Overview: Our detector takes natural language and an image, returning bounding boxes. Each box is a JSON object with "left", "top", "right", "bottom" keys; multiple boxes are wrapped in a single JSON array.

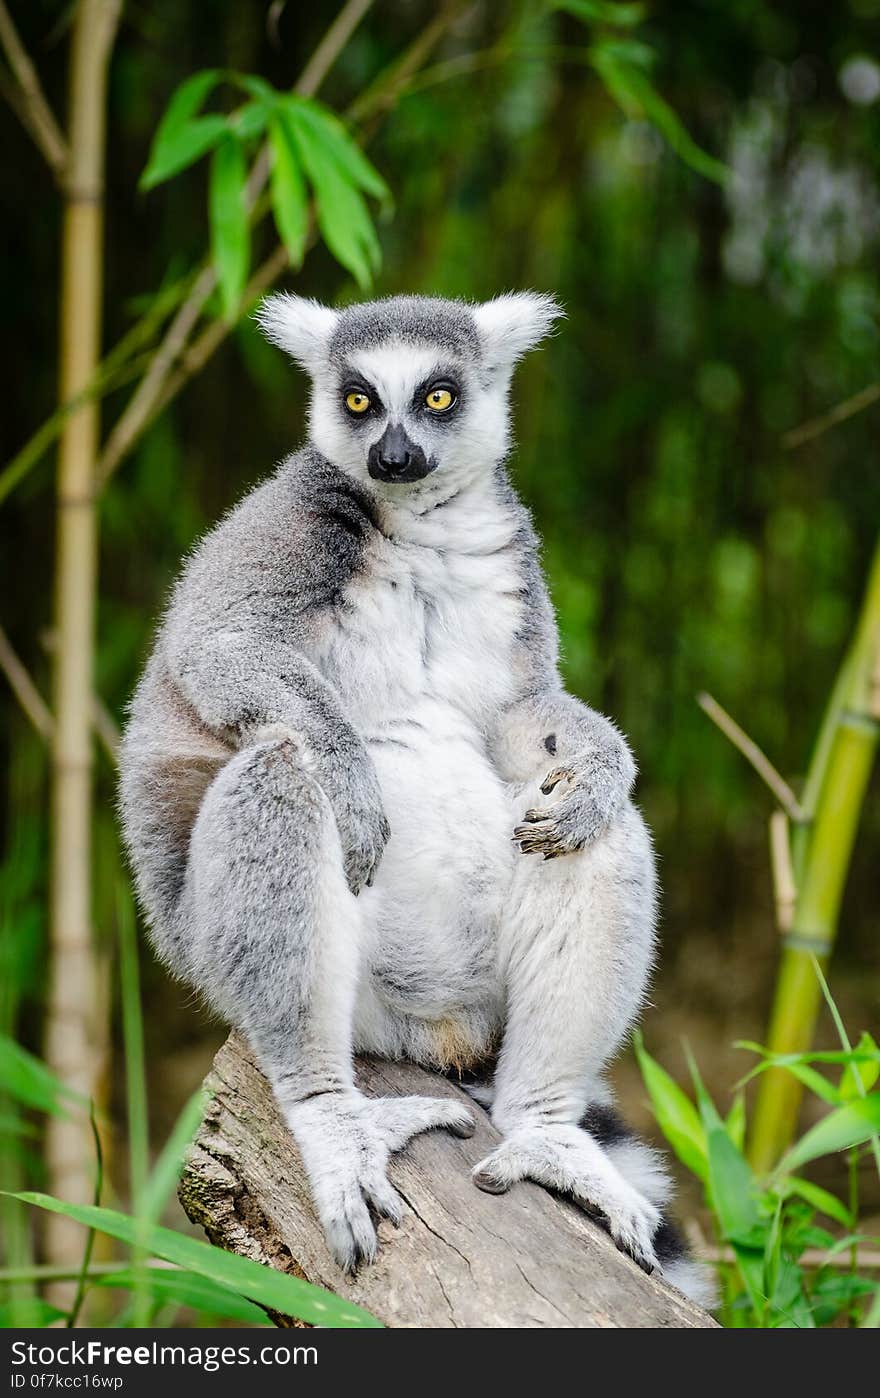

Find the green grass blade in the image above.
[
  {"left": 4, "top": 1193, "right": 381, "bottom": 1328},
  {"left": 633, "top": 1032, "right": 708, "bottom": 1182},
  {"left": 66, "top": 1105, "right": 103, "bottom": 1329},
  {"left": 777, "top": 1096, "right": 880, "bottom": 1176},
  {"left": 139, "top": 1086, "right": 210, "bottom": 1225},
  {"left": 0, "top": 1034, "right": 82, "bottom": 1117},
  {"left": 725, "top": 1093, "right": 747, "bottom": 1151},
  {"left": 117, "top": 888, "right": 149, "bottom": 1212},
  {"left": 781, "top": 1176, "right": 853, "bottom": 1228},
  {"left": 0, "top": 1299, "right": 67, "bottom": 1328},
  {"left": 94, "top": 1267, "right": 270, "bottom": 1326}
]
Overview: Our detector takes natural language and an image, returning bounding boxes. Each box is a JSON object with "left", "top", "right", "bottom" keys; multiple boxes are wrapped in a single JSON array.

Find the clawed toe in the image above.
[
  {"left": 541, "top": 765, "right": 574, "bottom": 795},
  {"left": 512, "top": 821, "right": 566, "bottom": 858},
  {"left": 444, "top": 1104, "right": 476, "bottom": 1138},
  {"left": 364, "top": 1174, "right": 404, "bottom": 1227},
  {"left": 325, "top": 1203, "right": 378, "bottom": 1273},
  {"left": 472, "top": 1168, "right": 510, "bottom": 1194}
]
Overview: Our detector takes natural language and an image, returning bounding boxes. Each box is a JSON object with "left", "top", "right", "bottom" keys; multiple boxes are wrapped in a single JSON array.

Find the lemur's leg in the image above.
[
  {"left": 181, "top": 728, "right": 473, "bottom": 1270},
  {"left": 473, "top": 796, "right": 663, "bottom": 1271}
]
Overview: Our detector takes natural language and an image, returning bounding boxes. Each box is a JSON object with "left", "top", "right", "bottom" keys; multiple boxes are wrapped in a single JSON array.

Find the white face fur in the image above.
[{"left": 257, "top": 293, "right": 563, "bottom": 504}]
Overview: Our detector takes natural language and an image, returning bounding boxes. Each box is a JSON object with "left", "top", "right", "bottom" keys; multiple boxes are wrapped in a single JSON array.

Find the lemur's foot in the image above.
[
  {"left": 287, "top": 1091, "right": 474, "bottom": 1271},
  {"left": 472, "top": 1122, "right": 659, "bottom": 1273}
]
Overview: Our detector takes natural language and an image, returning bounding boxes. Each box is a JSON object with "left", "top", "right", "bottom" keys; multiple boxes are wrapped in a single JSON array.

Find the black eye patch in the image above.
[
  {"left": 414, "top": 372, "right": 462, "bottom": 419},
  {"left": 341, "top": 378, "right": 382, "bottom": 420}
]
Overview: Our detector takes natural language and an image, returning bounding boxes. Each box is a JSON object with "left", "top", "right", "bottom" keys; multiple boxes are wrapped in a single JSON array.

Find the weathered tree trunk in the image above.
[{"left": 180, "top": 1035, "right": 717, "bottom": 1329}]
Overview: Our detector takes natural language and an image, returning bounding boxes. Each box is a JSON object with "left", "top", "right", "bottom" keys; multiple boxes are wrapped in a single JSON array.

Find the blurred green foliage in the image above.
[{"left": 1, "top": 0, "right": 879, "bottom": 1174}]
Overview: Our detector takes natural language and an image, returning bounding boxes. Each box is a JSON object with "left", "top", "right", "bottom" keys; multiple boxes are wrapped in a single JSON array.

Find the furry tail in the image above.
[{"left": 581, "top": 1103, "right": 718, "bottom": 1310}]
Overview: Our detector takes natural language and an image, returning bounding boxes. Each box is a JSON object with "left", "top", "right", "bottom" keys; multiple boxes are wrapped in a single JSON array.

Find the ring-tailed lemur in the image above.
[{"left": 120, "top": 292, "right": 713, "bottom": 1307}]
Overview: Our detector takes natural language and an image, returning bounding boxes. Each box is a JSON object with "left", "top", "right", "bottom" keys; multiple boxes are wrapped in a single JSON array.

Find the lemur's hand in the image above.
[
  {"left": 287, "top": 1091, "right": 474, "bottom": 1271},
  {"left": 513, "top": 729, "right": 635, "bottom": 858},
  {"left": 332, "top": 762, "right": 391, "bottom": 894}
]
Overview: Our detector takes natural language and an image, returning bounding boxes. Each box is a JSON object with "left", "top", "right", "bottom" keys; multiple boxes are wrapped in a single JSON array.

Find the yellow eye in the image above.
[
  {"left": 345, "top": 390, "right": 371, "bottom": 414},
  {"left": 425, "top": 387, "right": 455, "bottom": 412}
]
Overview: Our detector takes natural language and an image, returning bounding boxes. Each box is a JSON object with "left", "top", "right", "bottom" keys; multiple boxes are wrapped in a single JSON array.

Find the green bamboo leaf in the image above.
[
  {"left": 778, "top": 1096, "right": 880, "bottom": 1175},
  {"left": 781, "top": 1176, "right": 853, "bottom": 1228},
  {"left": 707, "top": 1125, "right": 761, "bottom": 1243},
  {"left": 141, "top": 69, "right": 226, "bottom": 189},
  {"left": 815, "top": 1231, "right": 879, "bottom": 1264},
  {"left": 684, "top": 1041, "right": 723, "bottom": 1128},
  {"left": 141, "top": 116, "right": 230, "bottom": 191},
  {"left": 4, "top": 1193, "right": 381, "bottom": 1329},
  {"left": 234, "top": 102, "right": 272, "bottom": 142},
  {"left": 290, "top": 98, "right": 391, "bottom": 202},
  {"left": 754, "top": 1061, "right": 841, "bottom": 1107},
  {"left": 209, "top": 138, "right": 250, "bottom": 321},
  {"left": 156, "top": 69, "right": 223, "bottom": 130},
  {"left": 684, "top": 1044, "right": 763, "bottom": 1252},
  {"left": 731, "top": 1241, "right": 767, "bottom": 1318},
  {"left": 767, "top": 1258, "right": 815, "bottom": 1329},
  {"left": 233, "top": 74, "right": 279, "bottom": 105},
  {"left": 0, "top": 1111, "right": 38, "bottom": 1138},
  {"left": 0, "top": 1299, "right": 68, "bottom": 1328},
  {"left": 285, "top": 110, "right": 379, "bottom": 289},
  {"left": 633, "top": 1032, "right": 708, "bottom": 1182},
  {"left": 95, "top": 1267, "right": 270, "bottom": 1325},
  {"left": 763, "top": 1198, "right": 784, "bottom": 1316},
  {"left": 553, "top": 2, "right": 646, "bottom": 30},
  {"left": 840, "top": 1033, "right": 880, "bottom": 1102},
  {"left": 864, "top": 1287, "right": 880, "bottom": 1328},
  {"left": 810, "top": 1271, "right": 876, "bottom": 1328},
  {"left": 725, "top": 1092, "right": 746, "bottom": 1151},
  {"left": 736, "top": 1044, "right": 880, "bottom": 1068},
  {"left": 590, "top": 43, "right": 729, "bottom": 185},
  {"left": 0, "top": 1034, "right": 82, "bottom": 1117},
  {"left": 269, "top": 117, "right": 309, "bottom": 267}
]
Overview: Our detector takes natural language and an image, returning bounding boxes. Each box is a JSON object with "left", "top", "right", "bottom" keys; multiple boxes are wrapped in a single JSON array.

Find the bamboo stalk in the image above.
[
  {"left": 697, "top": 691, "right": 807, "bottom": 822},
  {"left": 0, "top": 621, "right": 120, "bottom": 766},
  {"left": 0, "top": 624, "right": 54, "bottom": 741},
  {"left": 44, "top": 0, "right": 121, "bottom": 1284},
  {"left": 749, "top": 542, "right": 880, "bottom": 1171},
  {"left": 768, "top": 810, "right": 797, "bottom": 933},
  {"left": 0, "top": 1, "right": 69, "bottom": 179},
  {"left": 783, "top": 382, "right": 880, "bottom": 450}
]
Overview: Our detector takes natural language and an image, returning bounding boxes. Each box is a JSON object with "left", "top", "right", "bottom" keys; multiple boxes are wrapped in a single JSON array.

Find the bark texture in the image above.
[{"left": 179, "top": 1034, "right": 717, "bottom": 1329}]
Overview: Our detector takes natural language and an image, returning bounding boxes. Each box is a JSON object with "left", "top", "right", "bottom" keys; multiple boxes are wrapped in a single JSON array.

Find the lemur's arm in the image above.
[
  {"left": 167, "top": 630, "right": 388, "bottom": 893},
  {"left": 488, "top": 551, "right": 636, "bottom": 853},
  {"left": 161, "top": 461, "right": 389, "bottom": 892}
]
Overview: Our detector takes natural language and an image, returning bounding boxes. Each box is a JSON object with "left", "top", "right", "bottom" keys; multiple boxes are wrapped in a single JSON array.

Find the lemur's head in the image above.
[{"left": 256, "top": 292, "right": 562, "bottom": 498}]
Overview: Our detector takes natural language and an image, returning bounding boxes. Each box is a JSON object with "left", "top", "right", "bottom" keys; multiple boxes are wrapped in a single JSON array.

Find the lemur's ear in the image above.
[
  {"left": 473, "top": 292, "right": 564, "bottom": 373},
  {"left": 255, "top": 294, "right": 339, "bottom": 371}
]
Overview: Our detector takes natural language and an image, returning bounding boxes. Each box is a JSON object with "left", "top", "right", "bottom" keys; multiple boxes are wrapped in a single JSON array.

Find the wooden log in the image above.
[{"left": 179, "top": 1033, "right": 717, "bottom": 1329}]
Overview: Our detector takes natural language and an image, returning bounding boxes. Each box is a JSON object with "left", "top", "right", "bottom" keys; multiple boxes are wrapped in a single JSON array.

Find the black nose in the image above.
[{"left": 368, "top": 423, "right": 434, "bottom": 483}]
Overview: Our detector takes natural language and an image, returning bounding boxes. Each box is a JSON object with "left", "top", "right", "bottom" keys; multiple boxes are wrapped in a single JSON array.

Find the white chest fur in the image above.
[{"left": 314, "top": 484, "right": 525, "bottom": 734}]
